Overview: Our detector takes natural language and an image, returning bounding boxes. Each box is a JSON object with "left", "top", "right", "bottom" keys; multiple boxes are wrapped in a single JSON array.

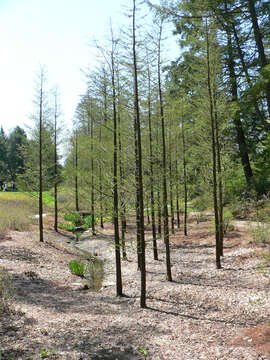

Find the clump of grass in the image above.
[
  {"left": 249, "top": 221, "right": 270, "bottom": 245},
  {"left": 68, "top": 260, "right": 86, "bottom": 277},
  {"left": 0, "top": 268, "right": 14, "bottom": 314},
  {"left": 0, "top": 196, "right": 36, "bottom": 233}
]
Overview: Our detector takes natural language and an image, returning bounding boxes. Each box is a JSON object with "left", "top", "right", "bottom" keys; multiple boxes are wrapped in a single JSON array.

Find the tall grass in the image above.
[{"left": 0, "top": 193, "right": 36, "bottom": 232}]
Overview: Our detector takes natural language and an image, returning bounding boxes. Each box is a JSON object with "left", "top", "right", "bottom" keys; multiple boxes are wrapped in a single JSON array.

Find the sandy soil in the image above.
[{"left": 0, "top": 216, "right": 269, "bottom": 360}]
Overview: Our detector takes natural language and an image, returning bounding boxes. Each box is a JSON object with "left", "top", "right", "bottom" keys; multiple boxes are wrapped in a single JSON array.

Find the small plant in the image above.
[
  {"left": 0, "top": 268, "right": 14, "bottom": 314},
  {"left": 39, "top": 349, "right": 56, "bottom": 358},
  {"left": 138, "top": 346, "right": 148, "bottom": 358},
  {"left": 40, "top": 349, "right": 48, "bottom": 358},
  {"left": 68, "top": 260, "right": 86, "bottom": 277},
  {"left": 223, "top": 209, "right": 234, "bottom": 234}
]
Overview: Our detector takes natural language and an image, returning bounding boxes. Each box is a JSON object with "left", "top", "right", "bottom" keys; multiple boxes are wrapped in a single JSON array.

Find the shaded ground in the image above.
[{"left": 0, "top": 216, "right": 269, "bottom": 359}]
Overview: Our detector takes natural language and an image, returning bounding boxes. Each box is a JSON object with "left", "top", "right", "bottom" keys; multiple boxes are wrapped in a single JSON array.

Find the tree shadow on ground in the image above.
[{"left": 145, "top": 305, "right": 261, "bottom": 327}]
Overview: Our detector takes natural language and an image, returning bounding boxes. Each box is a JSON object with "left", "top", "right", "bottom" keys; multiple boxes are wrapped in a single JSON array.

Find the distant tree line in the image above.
[{"left": 0, "top": 126, "right": 28, "bottom": 188}]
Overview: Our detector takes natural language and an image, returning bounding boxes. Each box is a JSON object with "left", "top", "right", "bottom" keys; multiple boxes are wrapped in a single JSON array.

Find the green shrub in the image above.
[
  {"left": 84, "top": 215, "right": 99, "bottom": 228},
  {"left": 68, "top": 260, "right": 85, "bottom": 277},
  {"left": 63, "top": 212, "right": 83, "bottom": 226},
  {"left": 58, "top": 223, "right": 75, "bottom": 232}
]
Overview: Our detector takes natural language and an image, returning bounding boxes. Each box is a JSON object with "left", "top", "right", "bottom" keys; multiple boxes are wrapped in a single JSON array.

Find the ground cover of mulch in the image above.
[{"left": 0, "top": 217, "right": 269, "bottom": 360}]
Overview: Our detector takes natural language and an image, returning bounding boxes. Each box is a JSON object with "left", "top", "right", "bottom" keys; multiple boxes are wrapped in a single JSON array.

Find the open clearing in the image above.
[{"left": 0, "top": 217, "right": 269, "bottom": 360}]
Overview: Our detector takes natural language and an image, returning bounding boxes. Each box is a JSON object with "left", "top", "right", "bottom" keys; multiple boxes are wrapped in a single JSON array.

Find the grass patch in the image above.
[
  {"left": 0, "top": 268, "right": 14, "bottom": 314},
  {"left": 68, "top": 260, "right": 86, "bottom": 277},
  {"left": 0, "top": 193, "right": 36, "bottom": 233}
]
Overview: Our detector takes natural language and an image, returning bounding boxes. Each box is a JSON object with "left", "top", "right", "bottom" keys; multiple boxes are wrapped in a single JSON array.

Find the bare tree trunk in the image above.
[
  {"left": 117, "top": 71, "right": 127, "bottom": 260},
  {"left": 213, "top": 85, "right": 224, "bottom": 257},
  {"left": 157, "top": 21, "right": 172, "bottom": 282},
  {"left": 90, "top": 106, "right": 96, "bottom": 236},
  {"left": 74, "top": 130, "right": 79, "bottom": 212},
  {"left": 181, "top": 117, "right": 188, "bottom": 237},
  {"left": 169, "top": 124, "right": 175, "bottom": 235},
  {"left": 175, "top": 141, "right": 180, "bottom": 229},
  {"left": 206, "top": 19, "right": 221, "bottom": 269},
  {"left": 133, "top": 0, "right": 146, "bottom": 307},
  {"left": 111, "top": 33, "right": 123, "bottom": 296},
  {"left": 146, "top": 61, "right": 158, "bottom": 259},
  {"left": 99, "top": 125, "right": 104, "bottom": 229},
  {"left": 146, "top": 197, "right": 150, "bottom": 225},
  {"left": 53, "top": 91, "right": 58, "bottom": 232},
  {"left": 39, "top": 71, "right": 44, "bottom": 243}
]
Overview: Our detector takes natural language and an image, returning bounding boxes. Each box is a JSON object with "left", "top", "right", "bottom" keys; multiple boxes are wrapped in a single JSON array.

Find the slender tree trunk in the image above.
[
  {"left": 175, "top": 142, "right": 180, "bottom": 229},
  {"left": 206, "top": 19, "right": 221, "bottom": 269},
  {"left": 133, "top": 0, "right": 146, "bottom": 307},
  {"left": 134, "top": 109, "right": 141, "bottom": 270},
  {"left": 157, "top": 187, "right": 162, "bottom": 236},
  {"left": 99, "top": 125, "right": 104, "bottom": 229},
  {"left": 181, "top": 117, "right": 188, "bottom": 237},
  {"left": 146, "top": 59, "right": 158, "bottom": 260},
  {"left": 117, "top": 71, "right": 127, "bottom": 260},
  {"left": 111, "top": 36, "right": 123, "bottom": 296},
  {"left": 146, "top": 197, "right": 150, "bottom": 225},
  {"left": 39, "top": 73, "right": 44, "bottom": 243},
  {"left": 90, "top": 107, "right": 96, "bottom": 236},
  {"left": 169, "top": 125, "right": 175, "bottom": 235},
  {"left": 54, "top": 92, "right": 58, "bottom": 232},
  {"left": 75, "top": 131, "right": 79, "bottom": 212},
  {"left": 213, "top": 84, "right": 224, "bottom": 257},
  {"left": 157, "top": 21, "right": 172, "bottom": 282}
]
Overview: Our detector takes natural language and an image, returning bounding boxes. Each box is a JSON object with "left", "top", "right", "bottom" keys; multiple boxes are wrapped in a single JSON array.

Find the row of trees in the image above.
[
  {"left": 64, "top": 0, "right": 270, "bottom": 306},
  {"left": 10, "top": 0, "right": 268, "bottom": 308}
]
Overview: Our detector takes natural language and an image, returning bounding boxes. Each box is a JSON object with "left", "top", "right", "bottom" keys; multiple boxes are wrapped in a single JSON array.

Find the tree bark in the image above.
[
  {"left": 181, "top": 117, "right": 188, "bottom": 237},
  {"left": 39, "top": 72, "right": 44, "bottom": 243},
  {"left": 54, "top": 92, "right": 58, "bottom": 232},
  {"left": 133, "top": 0, "right": 146, "bottom": 307},
  {"left": 206, "top": 19, "right": 221, "bottom": 269},
  {"left": 158, "top": 21, "right": 172, "bottom": 282},
  {"left": 111, "top": 36, "right": 123, "bottom": 297},
  {"left": 146, "top": 58, "right": 158, "bottom": 260}
]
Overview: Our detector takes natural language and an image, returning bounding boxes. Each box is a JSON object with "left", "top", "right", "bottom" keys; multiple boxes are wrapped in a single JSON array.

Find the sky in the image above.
[{"left": 0, "top": 0, "right": 179, "bottom": 135}]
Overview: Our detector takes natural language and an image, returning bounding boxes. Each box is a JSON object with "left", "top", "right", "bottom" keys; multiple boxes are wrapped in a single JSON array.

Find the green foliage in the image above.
[
  {"left": 58, "top": 223, "right": 75, "bottom": 232},
  {"left": 223, "top": 209, "right": 234, "bottom": 234},
  {"left": 138, "top": 346, "right": 148, "bottom": 357},
  {"left": 39, "top": 349, "right": 56, "bottom": 358},
  {"left": 84, "top": 215, "right": 99, "bottom": 228},
  {"left": 63, "top": 212, "right": 83, "bottom": 226},
  {"left": 0, "top": 268, "right": 14, "bottom": 314},
  {"left": 68, "top": 260, "right": 86, "bottom": 277}
]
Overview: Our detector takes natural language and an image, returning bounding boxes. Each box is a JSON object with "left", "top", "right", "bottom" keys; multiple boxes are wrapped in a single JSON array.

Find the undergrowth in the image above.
[
  {"left": 68, "top": 260, "right": 86, "bottom": 277},
  {"left": 0, "top": 268, "right": 14, "bottom": 314}
]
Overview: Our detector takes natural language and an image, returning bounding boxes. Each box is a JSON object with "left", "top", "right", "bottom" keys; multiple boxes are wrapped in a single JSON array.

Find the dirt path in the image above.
[{"left": 0, "top": 219, "right": 269, "bottom": 359}]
